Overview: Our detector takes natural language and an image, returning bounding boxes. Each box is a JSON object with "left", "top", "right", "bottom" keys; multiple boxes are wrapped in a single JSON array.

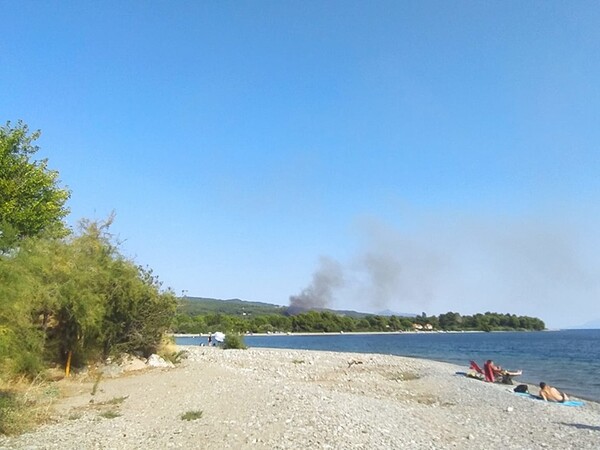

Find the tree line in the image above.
[
  {"left": 172, "top": 310, "right": 545, "bottom": 334},
  {"left": 0, "top": 121, "right": 176, "bottom": 380}
]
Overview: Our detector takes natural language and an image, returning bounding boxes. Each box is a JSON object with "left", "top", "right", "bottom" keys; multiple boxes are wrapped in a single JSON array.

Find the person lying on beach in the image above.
[{"left": 539, "top": 382, "right": 569, "bottom": 402}]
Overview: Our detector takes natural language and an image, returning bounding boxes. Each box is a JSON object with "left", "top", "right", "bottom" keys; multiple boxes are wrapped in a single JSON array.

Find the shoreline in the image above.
[
  {"left": 175, "top": 330, "right": 597, "bottom": 403},
  {"left": 1, "top": 346, "right": 599, "bottom": 449},
  {"left": 172, "top": 330, "right": 486, "bottom": 338},
  {"left": 179, "top": 337, "right": 600, "bottom": 404}
]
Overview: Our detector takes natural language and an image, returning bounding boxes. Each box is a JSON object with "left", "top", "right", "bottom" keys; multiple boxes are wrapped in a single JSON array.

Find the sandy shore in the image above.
[{"left": 1, "top": 346, "right": 599, "bottom": 449}]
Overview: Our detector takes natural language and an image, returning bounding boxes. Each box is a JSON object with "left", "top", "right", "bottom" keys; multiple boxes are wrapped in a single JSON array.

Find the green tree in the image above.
[
  {"left": 439, "top": 312, "right": 462, "bottom": 330},
  {"left": 0, "top": 217, "right": 176, "bottom": 377},
  {"left": 0, "top": 121, "right": 70, "bottom": 249}
]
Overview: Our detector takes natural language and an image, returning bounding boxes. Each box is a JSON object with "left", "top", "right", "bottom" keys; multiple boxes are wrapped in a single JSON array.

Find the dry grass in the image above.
[
  {"left": 96, "top": 395, "right": 128, "bottom": 406},
  {"left": 385, "top": 371, "right": 420, "bottom": 382},
  {"left": 67, "top": 393, "right": 129, "bottom": 422},
  {"left": 91, "top": 373, "right": 102, "bottom": 396},
  {"left": 0, "top": 377, "right": 59, "bottom": 435},
  {"left": 158, "top": 337, "right": 188, "bottom": 364},
  {"left": 99, "top": 410, "right": 121, "bottom": 419}
]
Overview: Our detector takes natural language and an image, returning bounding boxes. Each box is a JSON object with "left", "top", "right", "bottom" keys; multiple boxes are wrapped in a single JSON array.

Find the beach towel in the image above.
[
  {"left": 515, "top": 392, "right": 585, "bottom": 407},
  {"left": 465, "top": 370, "right": 484, "bottom": 380}
]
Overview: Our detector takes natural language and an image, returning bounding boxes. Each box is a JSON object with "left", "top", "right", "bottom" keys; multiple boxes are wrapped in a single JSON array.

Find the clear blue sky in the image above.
[{"left": 2, "top": 1, "right": 599, "bottom": 328}]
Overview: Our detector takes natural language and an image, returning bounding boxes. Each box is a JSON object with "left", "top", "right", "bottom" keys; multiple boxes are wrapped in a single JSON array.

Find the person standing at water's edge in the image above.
[{"left": 539, "top": 382, "right": 569, "bottom": 402}]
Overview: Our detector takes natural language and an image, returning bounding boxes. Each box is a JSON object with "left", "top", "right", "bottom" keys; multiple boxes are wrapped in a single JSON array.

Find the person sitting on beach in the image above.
[
  {"left": 483, "top": 360, "right": 503, "bottom": 382},
  {"left": 483, "top": 360, "right": 521, "bottom": 384},
  {"left": 539, "top": 382, "right": 569, "bottom": 402}
]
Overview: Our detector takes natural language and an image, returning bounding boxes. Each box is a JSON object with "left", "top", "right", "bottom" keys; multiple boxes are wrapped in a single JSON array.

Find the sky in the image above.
[{"left": 1, "top": 1, "right": 599, "bottom": 329}]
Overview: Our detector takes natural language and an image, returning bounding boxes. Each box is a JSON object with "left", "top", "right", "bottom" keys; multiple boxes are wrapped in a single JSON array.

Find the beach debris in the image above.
[{"left": 348, "top": 359, "right": 364, "bottom": 368}]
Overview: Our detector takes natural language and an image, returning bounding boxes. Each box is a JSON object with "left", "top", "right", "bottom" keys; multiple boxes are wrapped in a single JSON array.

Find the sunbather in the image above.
[
  {"left": 483, "top": 360, "right": 521, "bottom": 384},
  {"left": 539, "top": 382, "right": 569, "bottom": 402},
  {"left": 483, "top": 360, "right": 503, "bottom": 382}
]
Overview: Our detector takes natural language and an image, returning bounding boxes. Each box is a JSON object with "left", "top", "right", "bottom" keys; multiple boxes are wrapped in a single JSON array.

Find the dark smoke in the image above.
[
  {"left": 289, "top": 256, "right": 344, "bottom": 310},
  {"left": 287, "top": 212, "right": 600, "bottom": 328}
]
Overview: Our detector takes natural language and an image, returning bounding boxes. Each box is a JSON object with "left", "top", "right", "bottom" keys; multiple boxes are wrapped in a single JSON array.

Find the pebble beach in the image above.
[{"left": 1, "top": 346, "right": 599, "bottom": 449}]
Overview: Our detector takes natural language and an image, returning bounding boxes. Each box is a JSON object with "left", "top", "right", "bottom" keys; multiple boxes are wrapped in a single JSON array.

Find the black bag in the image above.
[{"left": 514, "top": 384, "right": 528, "bottom": 393}]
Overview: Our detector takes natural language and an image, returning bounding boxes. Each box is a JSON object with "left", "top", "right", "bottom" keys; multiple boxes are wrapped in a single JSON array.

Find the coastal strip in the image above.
[
  {"left": 172, "top": 330, "right": 483, "bottom": 338},
  {"left": 1, "top": 346, "right": 598, "bottom": 449}
]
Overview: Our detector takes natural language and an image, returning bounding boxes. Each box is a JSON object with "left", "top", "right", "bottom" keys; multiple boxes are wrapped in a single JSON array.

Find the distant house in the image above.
[{"left": 412, "top": 323, "right": 434, "bottom": 331}]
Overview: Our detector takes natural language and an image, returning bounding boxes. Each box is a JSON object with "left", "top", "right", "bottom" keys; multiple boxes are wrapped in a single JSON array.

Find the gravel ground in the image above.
[{"left": 1, "top": 346, "right": 599, "bottom": 449}]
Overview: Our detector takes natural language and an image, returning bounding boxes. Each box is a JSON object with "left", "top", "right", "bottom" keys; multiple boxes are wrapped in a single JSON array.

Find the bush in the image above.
[
  {"left": 1, "top": 217, "right": 177, "bottom": 378},
  {"left": 222, "top": 333, "right": 247, "bottom": 350},
  {"left": 0, "top": 326, "right": 44, "bottom": 380},
  {"left": 180, "top": 410, "right": 203, "bottom": 421}
]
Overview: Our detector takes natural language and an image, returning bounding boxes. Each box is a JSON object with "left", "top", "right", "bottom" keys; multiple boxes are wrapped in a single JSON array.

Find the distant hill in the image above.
[
  {"left": 377, "top": 309, "right": 417, "bottom": 318},
  {"left": 178, "top": 297, "right": 286, "bottom": 316},
  {"left": 285, "top": 304, "right": 371, "bottom": 319},
  {"left": 568, "top": 318, "right": 600, "bottom": 329},
  {"left": 177, "top": 296, "right": 384, "bottom": 318}
]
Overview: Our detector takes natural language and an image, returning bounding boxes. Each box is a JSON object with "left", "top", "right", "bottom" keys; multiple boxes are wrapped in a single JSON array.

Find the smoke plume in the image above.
[
  {"left": 287, "top": 211, "right": 600, "bottom": 328},
  {"left": 289, "top": 256, "right": 344, "bottom": 309}
]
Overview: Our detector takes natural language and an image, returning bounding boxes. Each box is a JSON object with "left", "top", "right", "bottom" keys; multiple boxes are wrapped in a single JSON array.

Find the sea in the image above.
[{"left": 176, "top": 329, "right": 600, "bottom": 402}]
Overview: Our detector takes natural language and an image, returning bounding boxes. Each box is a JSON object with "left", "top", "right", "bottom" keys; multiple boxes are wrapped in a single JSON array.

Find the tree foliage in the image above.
[
  {"left": 0, "top": 120, "right": 176, "bottom": 384},
  {"left": 0, "top": 121, "right": 70, "bottom": 249},
  {"left": 172, "top": 309, "right": 545, "bottom": 335},
  {"left": 0, "top": 218, "right": 176, "bottom": 379},
  {"left": 178, "top": 297, "right": 286, "bottom": 316}
]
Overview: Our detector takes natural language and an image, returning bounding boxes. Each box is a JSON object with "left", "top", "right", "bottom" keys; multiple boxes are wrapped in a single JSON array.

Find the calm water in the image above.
[{"left": 177, "top": 329, "right": 600, "bottom": 402}]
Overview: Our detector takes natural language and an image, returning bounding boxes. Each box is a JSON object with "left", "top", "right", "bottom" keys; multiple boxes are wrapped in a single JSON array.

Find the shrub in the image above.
[
  {"left": 99, "top": 410, "right": 120, "bottom": 419},
  {"left": 160, "top": 350, "right": 188, "bottom": 365},
  {"left": 91, "top": 373, "right": 102, "bottom": 396},
  {"left": 181, "top": 410, "right": 203, "bottom": 421},
  {"left": 1, "top": 217, "right": 177, "bottom": 379},
  {"left": 222, "top": 333, "right": 247, "bottom": 350},
  {"left": 158, "top": 336, "right": 187, "bottom": 364},
  {"left": 102, "top": 396, "right": 127, "bottom": 405}
]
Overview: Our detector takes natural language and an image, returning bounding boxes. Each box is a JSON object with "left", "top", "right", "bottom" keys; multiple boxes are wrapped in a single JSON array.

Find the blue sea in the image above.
[{"left": 177, "top": 329, "right": 600, "bottom": 402}]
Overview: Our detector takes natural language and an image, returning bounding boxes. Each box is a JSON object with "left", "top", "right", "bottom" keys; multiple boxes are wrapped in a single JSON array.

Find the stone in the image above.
[{"left": 146, "top": 354, "right": 174, "bottom": 368}]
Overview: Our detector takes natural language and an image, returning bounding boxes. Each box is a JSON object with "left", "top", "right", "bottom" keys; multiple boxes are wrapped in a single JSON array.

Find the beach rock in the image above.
[
  {"left": 120, "top": 354, "right": 148, "bottom": 372},
  {"left": 146, "top": 354, "right": 174, "bottom": 368}
]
